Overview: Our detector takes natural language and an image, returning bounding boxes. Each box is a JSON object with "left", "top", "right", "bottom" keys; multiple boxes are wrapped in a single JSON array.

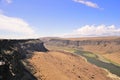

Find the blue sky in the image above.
[{"left": 0, "top": 0, "right": 120, "bottom": 39}]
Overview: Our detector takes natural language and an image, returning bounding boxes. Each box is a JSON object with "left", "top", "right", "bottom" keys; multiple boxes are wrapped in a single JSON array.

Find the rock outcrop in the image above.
[
  {"left": 0, "top": 39, "right": 48, "bottom": 80},
  {"left": 42, "top": 37, "right": 120, "bottom": 54},
  {"left": 41, "top": 37, "right": 120, "bottom": 64}
]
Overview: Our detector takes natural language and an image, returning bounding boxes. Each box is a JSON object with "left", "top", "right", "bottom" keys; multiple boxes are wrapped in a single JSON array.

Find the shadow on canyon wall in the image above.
[{"left": 0, "top": 39, "right": 48, "bottom": 80}]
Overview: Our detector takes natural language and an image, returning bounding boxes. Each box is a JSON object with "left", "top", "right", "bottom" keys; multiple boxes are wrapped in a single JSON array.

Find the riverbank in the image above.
[{"left": 75, "top": 50, "right": 120, "bottom": 77}]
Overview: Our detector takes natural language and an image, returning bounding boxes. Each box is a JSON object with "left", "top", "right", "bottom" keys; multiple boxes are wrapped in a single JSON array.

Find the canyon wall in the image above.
[
  {"left": 42, "top": 37, "right": 120, "bottom": 54},
  {"left": 0, "top": 39, "right": 48, "bottom": 80}
]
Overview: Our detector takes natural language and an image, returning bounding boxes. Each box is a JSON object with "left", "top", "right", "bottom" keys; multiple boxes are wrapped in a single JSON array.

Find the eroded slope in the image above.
[
  {"left": 41, "top": 37, "right": 120, "bottom": 64},
  {"left": 28, "top": 51, "right": 118, "bottom": 80}
]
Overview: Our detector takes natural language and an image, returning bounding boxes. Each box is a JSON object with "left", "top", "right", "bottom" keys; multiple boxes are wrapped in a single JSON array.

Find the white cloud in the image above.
[
  {"left": 73, "top": 0, "right": 101, "bottom": 9},
  {"left": 5, "top": 0, "right": 12, "bottom": 4},
  {"left": 0, "top": 13, "right": 38, "bottom": 39},
  {"left": 62, "top": 25, "right": 120, "bottom": 37}
]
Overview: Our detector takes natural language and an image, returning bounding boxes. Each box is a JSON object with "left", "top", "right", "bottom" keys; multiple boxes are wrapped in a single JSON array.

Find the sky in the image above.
[{"left": 0, "top": 0, "right": 120, "bottom": 39}]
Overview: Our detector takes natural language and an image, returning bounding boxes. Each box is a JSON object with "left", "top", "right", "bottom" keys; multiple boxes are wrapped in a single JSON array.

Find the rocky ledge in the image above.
[{"left": 0, "top": 39, "right": 48, "bottom": 80}]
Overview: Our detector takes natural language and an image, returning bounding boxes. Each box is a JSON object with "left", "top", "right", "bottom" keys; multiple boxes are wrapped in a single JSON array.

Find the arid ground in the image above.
[{"left": 28, "top": 51, "right": 120, "bottom": 80}]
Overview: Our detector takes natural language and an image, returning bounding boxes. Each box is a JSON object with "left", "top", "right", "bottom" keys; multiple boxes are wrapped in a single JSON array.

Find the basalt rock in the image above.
[
  {"left": 41, "top": 37, "right": 120, "bottom": 53},
  {"left": 0, "top": 39, "right": 48, "bottom": 80}
]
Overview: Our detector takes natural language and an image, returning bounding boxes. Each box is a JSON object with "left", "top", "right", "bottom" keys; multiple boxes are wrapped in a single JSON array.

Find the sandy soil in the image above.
[{"left": 28, "top": 51, "right": 116, "bottom": 80}]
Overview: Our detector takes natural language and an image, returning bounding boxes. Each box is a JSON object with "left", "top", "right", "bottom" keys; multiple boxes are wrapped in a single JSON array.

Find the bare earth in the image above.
[{"left": 28, "top": 51, "right": 117, "bottom": 80}]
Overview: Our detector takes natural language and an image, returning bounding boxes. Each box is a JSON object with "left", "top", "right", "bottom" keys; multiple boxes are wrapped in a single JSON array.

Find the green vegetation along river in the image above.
[{"left": 75, "top": 50, "right": 120, "bottom": 77}]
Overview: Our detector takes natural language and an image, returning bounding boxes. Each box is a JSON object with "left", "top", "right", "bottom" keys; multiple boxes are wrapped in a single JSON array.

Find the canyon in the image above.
[
  {"left": 42, "top": 37, "right": 120, "bottom": 64},
  {"left": 0, "top": 37, "right": 120, "bottom": 80}
]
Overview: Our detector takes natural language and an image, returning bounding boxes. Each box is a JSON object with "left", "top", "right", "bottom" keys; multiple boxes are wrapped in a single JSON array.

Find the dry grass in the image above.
[{"left": 28, "top": 51, "right": 116, "bottom": 80}]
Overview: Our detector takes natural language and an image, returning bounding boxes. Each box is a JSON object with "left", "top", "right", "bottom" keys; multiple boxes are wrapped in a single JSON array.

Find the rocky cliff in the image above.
[
  {"left": 42, "top": 37, "right": 120, "bottom": 54},
  {"left": 0, "top": 39, "right": 48, "bottom": 80},
  {"left": 41, "top": 37, "right": 120, "bottom": 64}
]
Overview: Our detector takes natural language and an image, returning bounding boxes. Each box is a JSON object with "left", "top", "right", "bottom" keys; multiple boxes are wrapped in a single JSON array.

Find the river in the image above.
[{"left": 75, "top": 50, "right": 120, "bottom": 77}]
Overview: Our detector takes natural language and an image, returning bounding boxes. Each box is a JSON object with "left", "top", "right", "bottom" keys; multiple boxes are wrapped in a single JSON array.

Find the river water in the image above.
[{"left": 75, "top": 50, "right": 120, "bottom": 77}]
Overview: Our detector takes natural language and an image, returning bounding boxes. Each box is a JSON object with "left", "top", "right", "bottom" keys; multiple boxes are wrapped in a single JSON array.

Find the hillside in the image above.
[
  {"left": 0, "top": 38, "right": 120, "bottom": 80},
  {"left": 28, "top": 51, "right": 119, "bottom": 80},
  {"left": 41, "top": 37, "right": 120, "bottom": 64}
]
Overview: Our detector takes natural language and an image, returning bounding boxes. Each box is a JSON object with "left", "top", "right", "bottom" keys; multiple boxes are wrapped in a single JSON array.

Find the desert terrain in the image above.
[
  {"left": 42, "top": 37, "right": 120, "bottom": 65},
  {"left": 66, "top": 37, "right": 120, "bottom": 65},
  {"left": 28, "top": 51, "right": 119, "bottom": 80},
  {"left": 0, "top": 38, "right": 120, "bottom": 80}
]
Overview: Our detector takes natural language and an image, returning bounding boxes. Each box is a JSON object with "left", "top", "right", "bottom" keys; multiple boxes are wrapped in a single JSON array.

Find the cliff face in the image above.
[
  {"left": 41, "top": 37, "right": 120, "bottom": 64},
  {"left": 42, "top": 37, "right": 120, "bottom": 54},
  {"left": 44, "top": 38, "right": 120, "bottom": 47},
  {"left": 0, "top": 39, "right": 48, "bottom": 80}
]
